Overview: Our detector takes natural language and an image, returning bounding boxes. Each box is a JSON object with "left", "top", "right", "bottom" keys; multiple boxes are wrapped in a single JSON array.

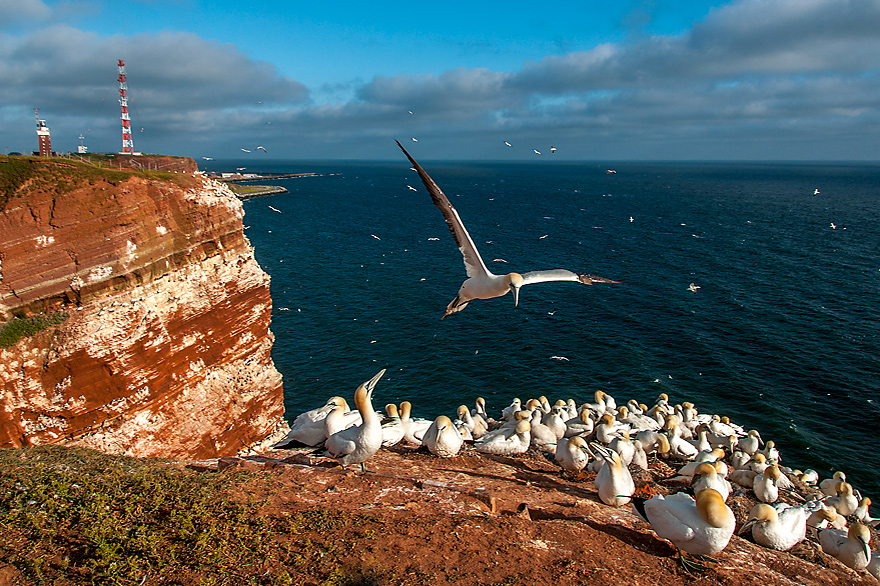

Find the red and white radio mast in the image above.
[{"left": 117, "top": 59, "right": 135, "bottom": 154}]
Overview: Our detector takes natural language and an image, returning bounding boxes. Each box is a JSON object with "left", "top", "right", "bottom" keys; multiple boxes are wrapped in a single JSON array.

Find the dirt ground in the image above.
[{"left": 213, "top": 444, "right": 879, "bottom": 586}]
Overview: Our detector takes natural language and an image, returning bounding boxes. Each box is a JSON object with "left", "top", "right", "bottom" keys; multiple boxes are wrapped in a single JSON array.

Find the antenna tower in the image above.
[{"left": 117, "top": 60, "right": 134, "bottom": 154}]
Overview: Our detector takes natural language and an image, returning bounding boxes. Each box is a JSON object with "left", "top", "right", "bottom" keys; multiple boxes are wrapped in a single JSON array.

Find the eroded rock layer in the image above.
[{"left": 0, "top": 163, "right": 286, "bottom": 458}]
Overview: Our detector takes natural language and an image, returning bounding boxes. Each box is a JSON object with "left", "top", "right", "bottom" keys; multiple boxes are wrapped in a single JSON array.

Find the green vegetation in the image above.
[
  {"left": 0, "top": 312, "right": 68, "bottom": 348},
  {"left": 0, "top": 446, "right": 391, "bottom": 586},
  {"left": 0, "top": 155, "right": 196, "bottom": 212}
]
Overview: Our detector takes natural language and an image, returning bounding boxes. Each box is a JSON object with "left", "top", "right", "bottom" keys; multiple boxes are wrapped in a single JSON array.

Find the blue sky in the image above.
[{"left": 2, "top": 0, "right": 879, "bottom": 160}]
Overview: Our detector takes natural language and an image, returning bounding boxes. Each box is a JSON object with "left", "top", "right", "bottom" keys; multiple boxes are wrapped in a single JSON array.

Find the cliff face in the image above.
[{"left": 0, "top": 158, "right": 286, "bottom": 459}]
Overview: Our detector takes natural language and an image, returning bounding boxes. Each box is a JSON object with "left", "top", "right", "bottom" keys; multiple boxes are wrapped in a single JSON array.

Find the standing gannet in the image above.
[
  {"left": 854, "top": 497, "right": 880, "bottom": 527},
  {"left": 589, "top": 442, "right": 635, "bottom": 507},
  {"left": 323, "top": 369, "right": 386, "bottom": 472},
  {"left": 555, "top": 436, "right": 590, "bottom": 477},
  {"left": 632, "top": 488, "right": 736, "bottom": 568},
  {"left": 741, "top": 503, "right": 807, "bottom": 551},
  {"left": 474, "top": 419, "right": 531, "bottom": 455},
  {"left": 737, "top": 430, "right": 763, "bottom": 455},
  {"left": 423, "top": 415, "right": 464, "bottom": 458},
  {"left": 564, "top": 408, "right": 595, "bottom": 437},
  {"left": 274, "top": 396, "right": 349, "bottom": 447},
  {"left": 818, "top": 523, "right": 872, "bottom": 571},
  {"left": 397, "top": 140, "right": 619, "bottom": 318}
]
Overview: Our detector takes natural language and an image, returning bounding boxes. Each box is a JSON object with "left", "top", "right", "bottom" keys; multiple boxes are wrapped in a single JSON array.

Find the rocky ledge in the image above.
[{"left": 0, "top": 156, "right": 287, "bottom": 458}]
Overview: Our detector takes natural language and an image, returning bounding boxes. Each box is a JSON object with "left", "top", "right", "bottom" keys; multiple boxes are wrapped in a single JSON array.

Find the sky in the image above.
[{"left": 1, "top": 0, "right": 879, "bottom": 160}]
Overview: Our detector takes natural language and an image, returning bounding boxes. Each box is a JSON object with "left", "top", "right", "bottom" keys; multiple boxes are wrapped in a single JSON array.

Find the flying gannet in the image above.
[{"left": 396, "top": 140, "right": 619, "bottom": 318}]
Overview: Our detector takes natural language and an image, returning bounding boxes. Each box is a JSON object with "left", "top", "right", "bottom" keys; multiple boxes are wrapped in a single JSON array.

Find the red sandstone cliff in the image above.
[{"left": 0, "top": 156, "right": 287, "bottom": 458}]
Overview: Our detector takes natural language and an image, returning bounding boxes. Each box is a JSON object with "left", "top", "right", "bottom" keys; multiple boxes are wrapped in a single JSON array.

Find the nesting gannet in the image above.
[
  {"left": 609, "top": 431, "right": 636, "bottom": 467},
  {"left": 397, "top": 141, "right": 618, "bottom": 318},
  {"left": 456, "top": 404, "right": 487, "bottom": 439},
  {"left": 798, "top": 469, "right": 819, "bottom": 485},
  {"left": 399, "top": 401, "right": 432, "bottom": 446},
  {"left": 500, "top": 398, "right": 522, "bottom": 421},
  {"left": 690, "top": 462, "right": 731, "bottom": 502},
  {"left": 274, "top": 396, "right": 350, "bottom": 447},
  {"left": 555, "top": 436, "right": 590, "bottom": 477},
  {"left": 753, "top": 465, "right": 782, "bottom": 503},
  {"left": 323, "top": 369, "right": 386, "bottom": 472},
  {"left": 596, "top": 414, "right": 627, "bottom": 445},
  {"left": 589, "top": 443, "right": 634, "bottom": 507},
  {"left": 825, "top": 481, "right": 859, "bottom": 516},
  {"left": 818, "top": 523, "right": 872, "bottom": 571},
  {"left": 741, "top": 503, "right": 807, "bottom": 551},
  {"left": 474, "top": 419, "right": 531, "bottom": 455},
  {"left": 633, "top": 488, "right": 736, "bottom": 566},
  {"left": 423, "top": 415, "right": 464, "bottom": 458},
  {"left": 737, "top": 430, "right": 763, "bottom": 455},
  {"left": 820, "top": 471, "right": 847, "bottom": 497},
  {"left": 528, "top": 409, "right": 559, "bottom": 452},
  {"left": 380, "top": 404, "right": 406, "bottom": 447},
  {"left": 564, "top": 409, "right": 595, "bottom": 437}
]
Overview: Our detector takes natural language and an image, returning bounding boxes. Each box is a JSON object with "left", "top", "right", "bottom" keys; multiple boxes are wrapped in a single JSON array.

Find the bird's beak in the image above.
[
  {"left": 511, "top": 283, "right": 521, "bottom": 306},
  {"left": 364, "top": 368, "right": 387, "bottom": 399}
]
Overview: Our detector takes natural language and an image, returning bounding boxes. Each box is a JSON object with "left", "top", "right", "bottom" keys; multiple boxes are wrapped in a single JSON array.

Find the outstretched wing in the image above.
[
  {"left": 397, "top": 141, "right": 489, "bottom": 278},
  {"left": 521, "top": 269, "right": 620, "bottom": 287}
]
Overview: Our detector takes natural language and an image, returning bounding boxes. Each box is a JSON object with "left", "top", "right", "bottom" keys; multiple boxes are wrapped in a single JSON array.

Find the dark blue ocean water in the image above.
[{"left": 204, "top": 159, "right": 880, "bottom": 498}]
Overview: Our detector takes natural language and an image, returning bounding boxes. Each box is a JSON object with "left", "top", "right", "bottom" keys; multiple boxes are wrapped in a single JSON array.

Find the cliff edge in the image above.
[{"left": 0, "top": 156, "right": 287, "bottom": 458}]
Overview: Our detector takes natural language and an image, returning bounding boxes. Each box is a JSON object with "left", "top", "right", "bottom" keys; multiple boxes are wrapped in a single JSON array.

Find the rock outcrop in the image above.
[{"left": 0, "top": 157, "right": 286, "bottom": 459}]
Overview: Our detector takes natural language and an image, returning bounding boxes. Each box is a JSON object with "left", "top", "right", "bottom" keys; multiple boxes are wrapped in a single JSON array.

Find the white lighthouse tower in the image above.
[{"left": 34, "top": 109, "right": 51, "bottom": 157}]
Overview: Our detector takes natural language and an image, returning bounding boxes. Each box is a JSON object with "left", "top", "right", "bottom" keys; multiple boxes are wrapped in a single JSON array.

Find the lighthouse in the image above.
[{"left": 34, "top": 109, "right": 51, "bottom": 157}]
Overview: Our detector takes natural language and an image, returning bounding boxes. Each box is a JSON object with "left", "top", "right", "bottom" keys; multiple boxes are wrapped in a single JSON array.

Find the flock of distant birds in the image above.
[
  {"left": 264, "top": 143, "right": 868, "bottom": 573},
  {"left": 274, "top": 371, "right": 879, "bottom": 577}
]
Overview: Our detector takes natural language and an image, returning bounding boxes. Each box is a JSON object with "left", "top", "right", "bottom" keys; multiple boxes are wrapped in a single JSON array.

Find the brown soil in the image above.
[{"left": 224, "top": 445, "right": 877, "bottom": 586}]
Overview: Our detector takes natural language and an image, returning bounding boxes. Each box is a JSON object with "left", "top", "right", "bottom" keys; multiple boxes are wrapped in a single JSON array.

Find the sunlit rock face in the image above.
[{"left": 0, "top": 166, "right": 286, "bottom": 458}]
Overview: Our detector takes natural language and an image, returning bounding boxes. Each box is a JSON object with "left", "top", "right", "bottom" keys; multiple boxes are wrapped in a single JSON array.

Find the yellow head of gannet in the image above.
[
  {"left": 819, "top": 522, "right": 871, "bottom": 570},
  {"left": 741, "top": 503, "right": 807, "bottom": 551},
  {"left": 589, "top": 442, "right": 634, "bottom": 507}
]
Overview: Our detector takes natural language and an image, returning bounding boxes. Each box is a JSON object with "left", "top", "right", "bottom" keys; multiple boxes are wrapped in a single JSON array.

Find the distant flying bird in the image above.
[
  {"left": 256, "top": 146, "right": 267, "bottom": 152},
  {"left": 533, "top": 149, "right": 542, "bottom": 155},
  {"left": 202, "top": 156, "right": 214, "bottom": 160},
  {"left": 550, "top": 146, "right": 557, "bottom": 153},
  {"left": 407, "top": 185, "right": 418, "bottom": 192},
  {"left": 629, "top": 216, "right": 634, "bottom": 222},
  {"left": 408, "top": 110, "right": 413, "bottom": 114},
  {"left": 396, "top": 140, "right": 618, "bottom": 319},
  {"left": 688, "top": 283, "right": 701, "bottom": 293},
  {"left": 268, "top": 205, "right": 282, "bottom": 214},
  {"left": 830, "top": 222, "right": 837, "bottom": 229},
  {"left": 504, "top": 141, "right": 512, "bottom": 147},
  {"left": 539, "top": 235, "right": 549, "bottom": 239},
  {"left": 241, "top": 148, "right": 251, "bottom": 152},
  {"left": 371, "top": 234, "right": 382, "bottom": 240},
  {"left": 236, "top": 167, "right": 246, "bottom": 171},
  {"left": 550, "top": 356, "right": 570, "bottom": 361},
  {"left": 813, "top": 188, "right": 820, "bottom": 195},
  {"left": 411, "top": 137, "right": 418, "bottom": 142}
]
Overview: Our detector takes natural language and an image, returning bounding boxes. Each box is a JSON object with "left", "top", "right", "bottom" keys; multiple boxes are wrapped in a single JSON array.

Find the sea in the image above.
[{"left": 201, "top": 158, "right": 880, "bottom": 500}]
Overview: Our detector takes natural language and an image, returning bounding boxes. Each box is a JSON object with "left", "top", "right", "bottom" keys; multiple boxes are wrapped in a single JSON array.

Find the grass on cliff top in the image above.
[
  {"left": 0, "top": 312, "right": 68, "bottom": 347},
  {"left": 0, "top": 155, "right": 197, "bottom": 212},
  {"left": 0, "top": 446, "right": 396, "bottom": 586}
]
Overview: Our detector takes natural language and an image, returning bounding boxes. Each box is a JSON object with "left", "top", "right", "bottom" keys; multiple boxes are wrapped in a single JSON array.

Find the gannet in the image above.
[
  {"left": 500, "top": 398, "right": 522, "bottom": 421},
  {"left": 380, "top": 403, "right": 406, "bottom": 447},
  {"left": 690, "top": 462, "right": 731, "bottom": 501},
  {"left": 564, "top": 409, "right": 594, "bottom": 437},
  {"left": 753, "top": 465, "right": 782, "bottom": 503},
  {"left": 737, "top": 430, "right": 763, "bottom": 455},
  {"left": 274, "top": 396, "right": 349, "bottom": 447},
  {"left": 397, "top": 141, "right": 618, "bottom": 318},
  {"left": 825, "top": 481, "right": 859, "bottom": 516},
  {"left": 741, "top": 503, "right": 807, "bottom": 551},
  {"left": 798, "top": 469, "right": 819, "bottom": 485},
  {"left": 596, "top": 414, "right": 627, "bottom": 445},
  {"left": 399, "top": 401, "right": 432, "bottom": 446},
  {"left": 423, "top": 415, "right": 464, "bottom": 458},
  {"left": 528, "top": 409, "right": 559, "bottom": 452},
  {"left": 818, "top": 523, "right": 871, "bottom": 571},
  {"left": 609, "top": 430, "right": 636, "bottom": 467},
  {"left": 820, "top": 471, "right": 847, "bottom": 496},
  {"left": 758, "top": 439, "right": 780, "bottom": 462},
  {"left": 687, "top": 283, "right": 701, "bottom": 293},
  {"left": 474, "top": 419, "right": 530, "bottom": 455},
  {"left": 555, "top": 436, "right": 590, "bottom": 477},
  {"left": 323, "top": 369, "right": 386, "bottom": 472},
  {"left": 589, "top": 442, "right": 634, "bottom": 507},
  {"left": 869, "top": 551, "right": 880, "bottom": 582},
  {"left": 632, "top": 489, "right": 736, "bottom": 563},
  {"left": 854, "top": 497, "right": 880, "bottom": 527},
  {"left": 806, "top": 503, "right": 847, "bottom": 536},
  {"left": 456, "top": 404, "right": 487, "bottom": 439}
]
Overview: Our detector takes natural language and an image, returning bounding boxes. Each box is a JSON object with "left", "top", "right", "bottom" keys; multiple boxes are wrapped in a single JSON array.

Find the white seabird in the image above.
[
  {"left": 632, "top": 489, "right": 736, "bottom": 568},
  {"left": 397, "top": 141, "right": 618, "bottom": 318},
  {"left": 273, "top": 396, "right": 350, "bottom": 447},
  {"left": 818, "top": 523, "right": 871, "bottom": 571},
  {"left": 589, "top": 442, "right": 634, "bottom": 507},
  {"left": 323, "top": 369, "right": 386, "bottom": 472},
  {"left": 741, "top": 503, "right": 807, "bottom": 551},
  {"left": 687, "top": 283, "right": 701, "bottom": 293},
  {"left": 422, "top": 415, "right": 464, "bottom": 458}
]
